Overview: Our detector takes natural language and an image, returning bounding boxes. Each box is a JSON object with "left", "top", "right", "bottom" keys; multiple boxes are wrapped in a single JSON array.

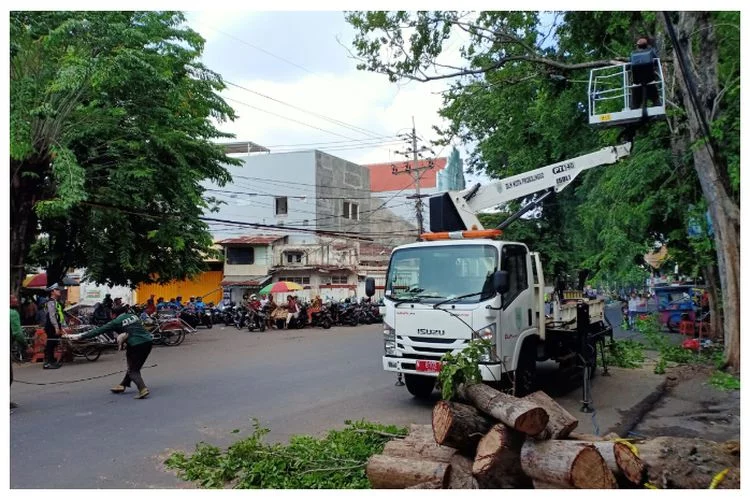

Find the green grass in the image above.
[
  {"left": 164, "top": 419, "right": 407, "bottom": 489},
  {"left": 709, "top": 370, "right": 740, "bottom": 391}
]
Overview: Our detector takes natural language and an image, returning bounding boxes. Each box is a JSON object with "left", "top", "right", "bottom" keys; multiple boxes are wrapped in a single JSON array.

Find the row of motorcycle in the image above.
[{"left": 221, "top": 299, "right": 383, "bottom": 332}]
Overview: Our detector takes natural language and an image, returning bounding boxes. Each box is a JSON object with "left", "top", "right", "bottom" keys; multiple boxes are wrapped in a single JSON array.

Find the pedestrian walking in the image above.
[
  {"left": 11, "top": 295, "right": 28, "bottom": 410},
  {"left": 627, "top": 292, "right": 639, "bottom": 330},
  {"left": 43, "top": 284, "right": 66, "bottom": 369},
  {"left": 65, "top": 311, "right": 154, "bottom": 399}
]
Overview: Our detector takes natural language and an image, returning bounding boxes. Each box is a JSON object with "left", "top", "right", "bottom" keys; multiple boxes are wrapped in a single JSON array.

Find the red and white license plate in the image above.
[{"left": 416, "top": 360, "right": 442, "bottom": 373}]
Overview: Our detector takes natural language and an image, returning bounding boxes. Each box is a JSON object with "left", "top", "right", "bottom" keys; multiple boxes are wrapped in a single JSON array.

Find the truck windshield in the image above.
[{"left": 384, "top": 244, "right": 498, "bottom": 304}]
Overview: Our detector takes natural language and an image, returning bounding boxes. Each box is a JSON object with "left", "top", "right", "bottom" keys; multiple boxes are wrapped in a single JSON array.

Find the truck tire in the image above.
[
  {"left": 514, "top": 340, "right": 537, "bottom": 397},
  {"left": 404, "top": 374, "right": 435, "bottom": 399}
]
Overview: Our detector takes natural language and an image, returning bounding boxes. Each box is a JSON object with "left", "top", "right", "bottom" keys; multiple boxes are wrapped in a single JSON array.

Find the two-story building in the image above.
[{"left": 217, "top": 234, "right": 394, "bottom": 303}]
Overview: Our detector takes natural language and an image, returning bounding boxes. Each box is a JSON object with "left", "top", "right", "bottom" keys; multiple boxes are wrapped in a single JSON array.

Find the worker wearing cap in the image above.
[
  {"left": 43, "top": 284, "right": 66, "bottom": 369},
  {"left": 66, "top": 311, "right": 153, "bottom": 399}
]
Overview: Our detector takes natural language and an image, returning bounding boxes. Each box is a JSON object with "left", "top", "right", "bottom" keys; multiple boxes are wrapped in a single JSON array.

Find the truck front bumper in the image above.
[{"left": 382, "top": 356, "right": 504, "bottom": 382}]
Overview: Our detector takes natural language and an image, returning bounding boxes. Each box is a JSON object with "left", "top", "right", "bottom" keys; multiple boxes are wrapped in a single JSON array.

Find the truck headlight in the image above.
[
  {"left": 384, "top": 324, "right": 396, "bottom": 355},
  {"left": 473, "top": 324, "right": 498, "bottom": 362}
]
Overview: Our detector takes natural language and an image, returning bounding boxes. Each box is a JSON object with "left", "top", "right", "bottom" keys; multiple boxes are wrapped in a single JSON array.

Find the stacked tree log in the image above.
[{"left": 366, "top": 383, "right": 739, "bottom": 489}]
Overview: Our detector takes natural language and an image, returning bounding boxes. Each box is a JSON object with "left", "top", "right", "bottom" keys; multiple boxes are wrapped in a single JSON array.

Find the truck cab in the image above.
[{"left": 380, "top": 238, "right": 542, "bottom": 398}]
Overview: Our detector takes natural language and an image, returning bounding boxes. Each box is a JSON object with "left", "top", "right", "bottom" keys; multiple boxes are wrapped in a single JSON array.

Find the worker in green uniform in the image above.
[{"left": 65, "top": 311, "right": 153, "bottom": 399}]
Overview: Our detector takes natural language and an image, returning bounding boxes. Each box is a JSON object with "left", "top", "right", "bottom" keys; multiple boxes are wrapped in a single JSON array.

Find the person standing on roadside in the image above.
[
  {"left": 11, "top": 295, "right": 28, "bottom": 410},
  {"left": 43, "top": 284, "right": 66, "bottom": 369},
  {"left": 65, "top": 311, "right": 154, "bottom": 399}
]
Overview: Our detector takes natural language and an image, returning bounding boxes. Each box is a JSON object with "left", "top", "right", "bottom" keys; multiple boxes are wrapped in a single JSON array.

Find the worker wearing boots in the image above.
[{"left": 65, "top": 311, "right": 154, "bottom": 399}]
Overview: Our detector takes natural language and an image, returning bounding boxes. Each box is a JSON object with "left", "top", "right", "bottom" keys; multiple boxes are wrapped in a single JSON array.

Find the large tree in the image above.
[
  {"left": 345, "top": 11, "right": 739, "bottom": 369},
  {"left": 10, "top": 11, "right": 240, "bottom": 296}
]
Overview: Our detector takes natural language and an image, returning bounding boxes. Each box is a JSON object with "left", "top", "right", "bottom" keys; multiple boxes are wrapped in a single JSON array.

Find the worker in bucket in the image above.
[{"left": 64, "top": 310, "right": 154, "bottom": 399}]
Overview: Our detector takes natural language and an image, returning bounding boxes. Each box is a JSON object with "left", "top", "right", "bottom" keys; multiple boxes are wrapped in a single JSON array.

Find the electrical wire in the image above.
[{"left": 225, "top": 80, "right": 393, "bottom": 140}]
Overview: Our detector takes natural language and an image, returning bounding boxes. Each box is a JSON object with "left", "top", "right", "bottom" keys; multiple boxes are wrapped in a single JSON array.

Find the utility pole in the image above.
[{"left": 391, "top": 117, "right": 434, "bottom": 239}]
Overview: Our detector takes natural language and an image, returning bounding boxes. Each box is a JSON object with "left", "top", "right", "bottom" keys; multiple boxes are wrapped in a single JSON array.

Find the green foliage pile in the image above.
[
  {"left": 164, "top": 419, "right": 407, "bottom": 489},
  {"left": 437, "top": 339, "right": 491, "bottom": 400},
  {"left": 637, "top": 314, "right": 724, "bottom": 374},
  {"left": 708, "top": 370, "right": 740, "bottom": 392},
  {"left": 605, "top": 339, "right": 645, "bottom": 368}
]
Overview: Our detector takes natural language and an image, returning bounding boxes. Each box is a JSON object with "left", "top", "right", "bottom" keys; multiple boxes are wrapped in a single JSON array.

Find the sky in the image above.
[{"left": 183, "top": 11, "right": 487, "bottom": 183}]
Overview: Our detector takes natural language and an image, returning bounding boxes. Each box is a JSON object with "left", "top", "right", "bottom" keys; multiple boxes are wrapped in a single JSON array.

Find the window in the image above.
[
  {"left": 278, "top": 276, "right": 310, "bottom": 285},
  {"left": 343, "top": 201, "right": 359, "bottom": 220},
  {"left": 500, "top": 245, "right": 529, "bottom": 309},
  {"left": 385, "top": 245, "right": 497, "bottom": 302},
  {"left": 275, "top": 196, "right": 288, "bottom": 216},
  {"left": 330, "top": 275, "right": 348, "bottom": 284},
  {"left": 226, "top": 247, "right": 254, "bottom": 265},
  {"left": 286, "top": 252, "right": 303, "bottom": 264}
]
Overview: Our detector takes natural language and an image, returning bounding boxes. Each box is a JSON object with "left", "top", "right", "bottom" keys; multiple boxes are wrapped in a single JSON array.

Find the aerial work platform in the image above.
[{"left": 588, "top": 58, "right": 666, "bottom": 128}]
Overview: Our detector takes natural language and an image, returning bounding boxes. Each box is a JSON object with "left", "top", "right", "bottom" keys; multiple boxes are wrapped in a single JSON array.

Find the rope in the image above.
[
  {"left": 708, "top": 468, "right": 730, "bottom": 489},
  {"left": 13, "top": 364, "right": 158, "bottom": 386}
]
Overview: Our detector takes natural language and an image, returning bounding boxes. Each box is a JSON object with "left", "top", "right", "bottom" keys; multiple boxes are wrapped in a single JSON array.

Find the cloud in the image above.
[{"left": 191, "top": 11, "right": 491, "bottom": 185}]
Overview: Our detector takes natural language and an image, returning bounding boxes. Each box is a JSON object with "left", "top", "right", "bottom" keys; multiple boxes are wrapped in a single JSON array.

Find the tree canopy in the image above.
[{"left": 10, "top": 11, "right": 240, "bottom": 292}]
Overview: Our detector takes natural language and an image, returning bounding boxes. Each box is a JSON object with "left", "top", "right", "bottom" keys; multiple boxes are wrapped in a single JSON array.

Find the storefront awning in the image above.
[{"left": 220, "top": 275, "right": 271, "bottom": 287}]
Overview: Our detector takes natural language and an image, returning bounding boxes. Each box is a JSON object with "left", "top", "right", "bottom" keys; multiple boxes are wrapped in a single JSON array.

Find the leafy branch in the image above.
[{"left": 437, "top": 338, "right": 491, "bottom": 400}]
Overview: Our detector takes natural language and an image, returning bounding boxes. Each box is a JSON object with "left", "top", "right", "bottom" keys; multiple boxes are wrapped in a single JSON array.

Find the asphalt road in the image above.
[
  {"left": 10, "top": 305, "right": 670, "bottom": 489},
  {"left": 11, "top": 323, "right": 436, "bottom": 488}
]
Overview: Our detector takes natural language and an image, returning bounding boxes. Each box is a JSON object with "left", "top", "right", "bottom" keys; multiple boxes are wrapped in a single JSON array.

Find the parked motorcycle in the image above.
[
  {"left": 309, "top": 304, "right": 333, "bottom": 329},
  {"left": 246, "top": 306, "right": 267, "bottom": 332}
]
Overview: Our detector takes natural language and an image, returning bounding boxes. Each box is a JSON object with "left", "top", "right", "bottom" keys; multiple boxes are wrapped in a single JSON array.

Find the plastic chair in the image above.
[{"left": 679, "top": 320, "right": 695, "bottom": 336}]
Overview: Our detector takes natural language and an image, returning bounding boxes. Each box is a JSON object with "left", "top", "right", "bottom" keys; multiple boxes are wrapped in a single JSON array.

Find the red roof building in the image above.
[{"left": 364, "top": 158, "right": 447, "bottom": 192}]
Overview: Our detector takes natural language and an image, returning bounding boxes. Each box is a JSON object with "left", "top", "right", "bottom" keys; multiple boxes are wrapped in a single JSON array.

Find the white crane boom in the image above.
[{"left": 432, "top": 143, "right": 632, "bottom": 232}]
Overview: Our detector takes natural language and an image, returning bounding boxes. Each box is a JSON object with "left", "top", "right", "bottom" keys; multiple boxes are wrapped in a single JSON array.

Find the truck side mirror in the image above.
[
  {"left": 365, "top": 277, "right": 375, "bottom": 298},
  {"left": 493, "top": 271, "right": 509, "bottom": 295}
]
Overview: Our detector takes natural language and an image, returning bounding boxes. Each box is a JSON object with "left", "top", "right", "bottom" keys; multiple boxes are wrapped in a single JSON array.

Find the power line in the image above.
[
  {"left": 223, "top": 96, "right": 359, "bottom": 141},
  {"left": 199, "top": 22, "right": 314, "bottom": 75},
  {"left": 225, "top": 80, "right": 392, "bottom": 140}
]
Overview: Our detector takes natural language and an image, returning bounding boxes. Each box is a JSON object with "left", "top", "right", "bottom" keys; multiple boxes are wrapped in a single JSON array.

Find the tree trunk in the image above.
[
  {"left": 702, "top": 264, "right": 722, "bottom": 340},
  {"left": 10, "top": 158, "right": 44, "bottom": 298},
  {"left": 432, "top": 400, "right": 495, "bottom": 453},
  {"left": 520, "top": 440, "right": 617, "bottom": 489},
  {"left": 524, "top": 391, "right": 578, "bottom": 440},
  {"left": 663, "top": 11, "right": 740, "bottom": 371},
  {"left": 573, "top": 440, "right": 645, "bottom": 485},
  {"left": 405, "top": 480, "right": 442, "bottom": 489},
  {"left": 635, "top": 437, "right": 740, "bottom": 489},
  {"left": 472, "top": 423, "right": 531, "bottom": 488},
  {"left": 405, "top": 424, "right": 435, "bottom": 443},
  {"left": 458, "top": 383, "right": 549, "bottom": 436},
  {"left": 447, "top": 454, "right": 479, "bottom": 489},
  {"left": 533, "top": 479, "right": 572, "bottom": 489},
  {"left": 567, "top": 432, "right": 620, "bottom": 442},
  {"left": 382, "top": 438, "right": 458, "bottom": 463},
  {"left": 366, "top": 455, "right": 452, "bottom": 489}
]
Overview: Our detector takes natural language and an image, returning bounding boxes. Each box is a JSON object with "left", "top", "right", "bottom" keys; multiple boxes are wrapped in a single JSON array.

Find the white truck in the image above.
[{"left": 364, "top": 144, "right": 632, "bottom": 402}]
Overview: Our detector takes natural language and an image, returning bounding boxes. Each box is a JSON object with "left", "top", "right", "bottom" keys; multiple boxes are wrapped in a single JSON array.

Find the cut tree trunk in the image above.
[
  {"left": 447, "top": 454, "right": 479, "bottom": 489},
  {"left": 432, "top": 400, "right": 495, "bottom": 453},
  {"left": 382, "top": 438, "right": 458, "bottom": 463},
  {"left": 567, "top": 432, "right": 620, "bottom": 442},
  {"left": 635, "top": 437, "right": 740, "bottom": 489},
  {"left": 533, "top": 479, "right": 572, "bottom": 489},
  {"left": 405, "top": 480, "right": 442, "bottom": 489},
  {"left": 472, "top": 423, "right": 531, "bottom": 488},
  {"left": 405, "top": 424, "right": 435, "bottom": 443},
  {"left": 520, "top": 439, "right": 617, "bottom": 489},
  {"left": 458, "top": 383, "right": 549, "bottom": 436},
  {"left": 524, "top": 391, "right": 578, "bottom": 440},
  {"left": 573, "top": 440, "right": 645, "bottom": 485},
  {"left": 366, "top": 455, "right": 451, "bottom": 489}
]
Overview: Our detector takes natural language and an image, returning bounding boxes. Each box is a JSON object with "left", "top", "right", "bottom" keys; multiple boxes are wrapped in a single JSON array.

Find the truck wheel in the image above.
[
  {"left": 404, "top": 374, "right": 435, "bottom": 400},
  {"left": 514, "top": 341, "right": 537, "bottom": 397}
]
